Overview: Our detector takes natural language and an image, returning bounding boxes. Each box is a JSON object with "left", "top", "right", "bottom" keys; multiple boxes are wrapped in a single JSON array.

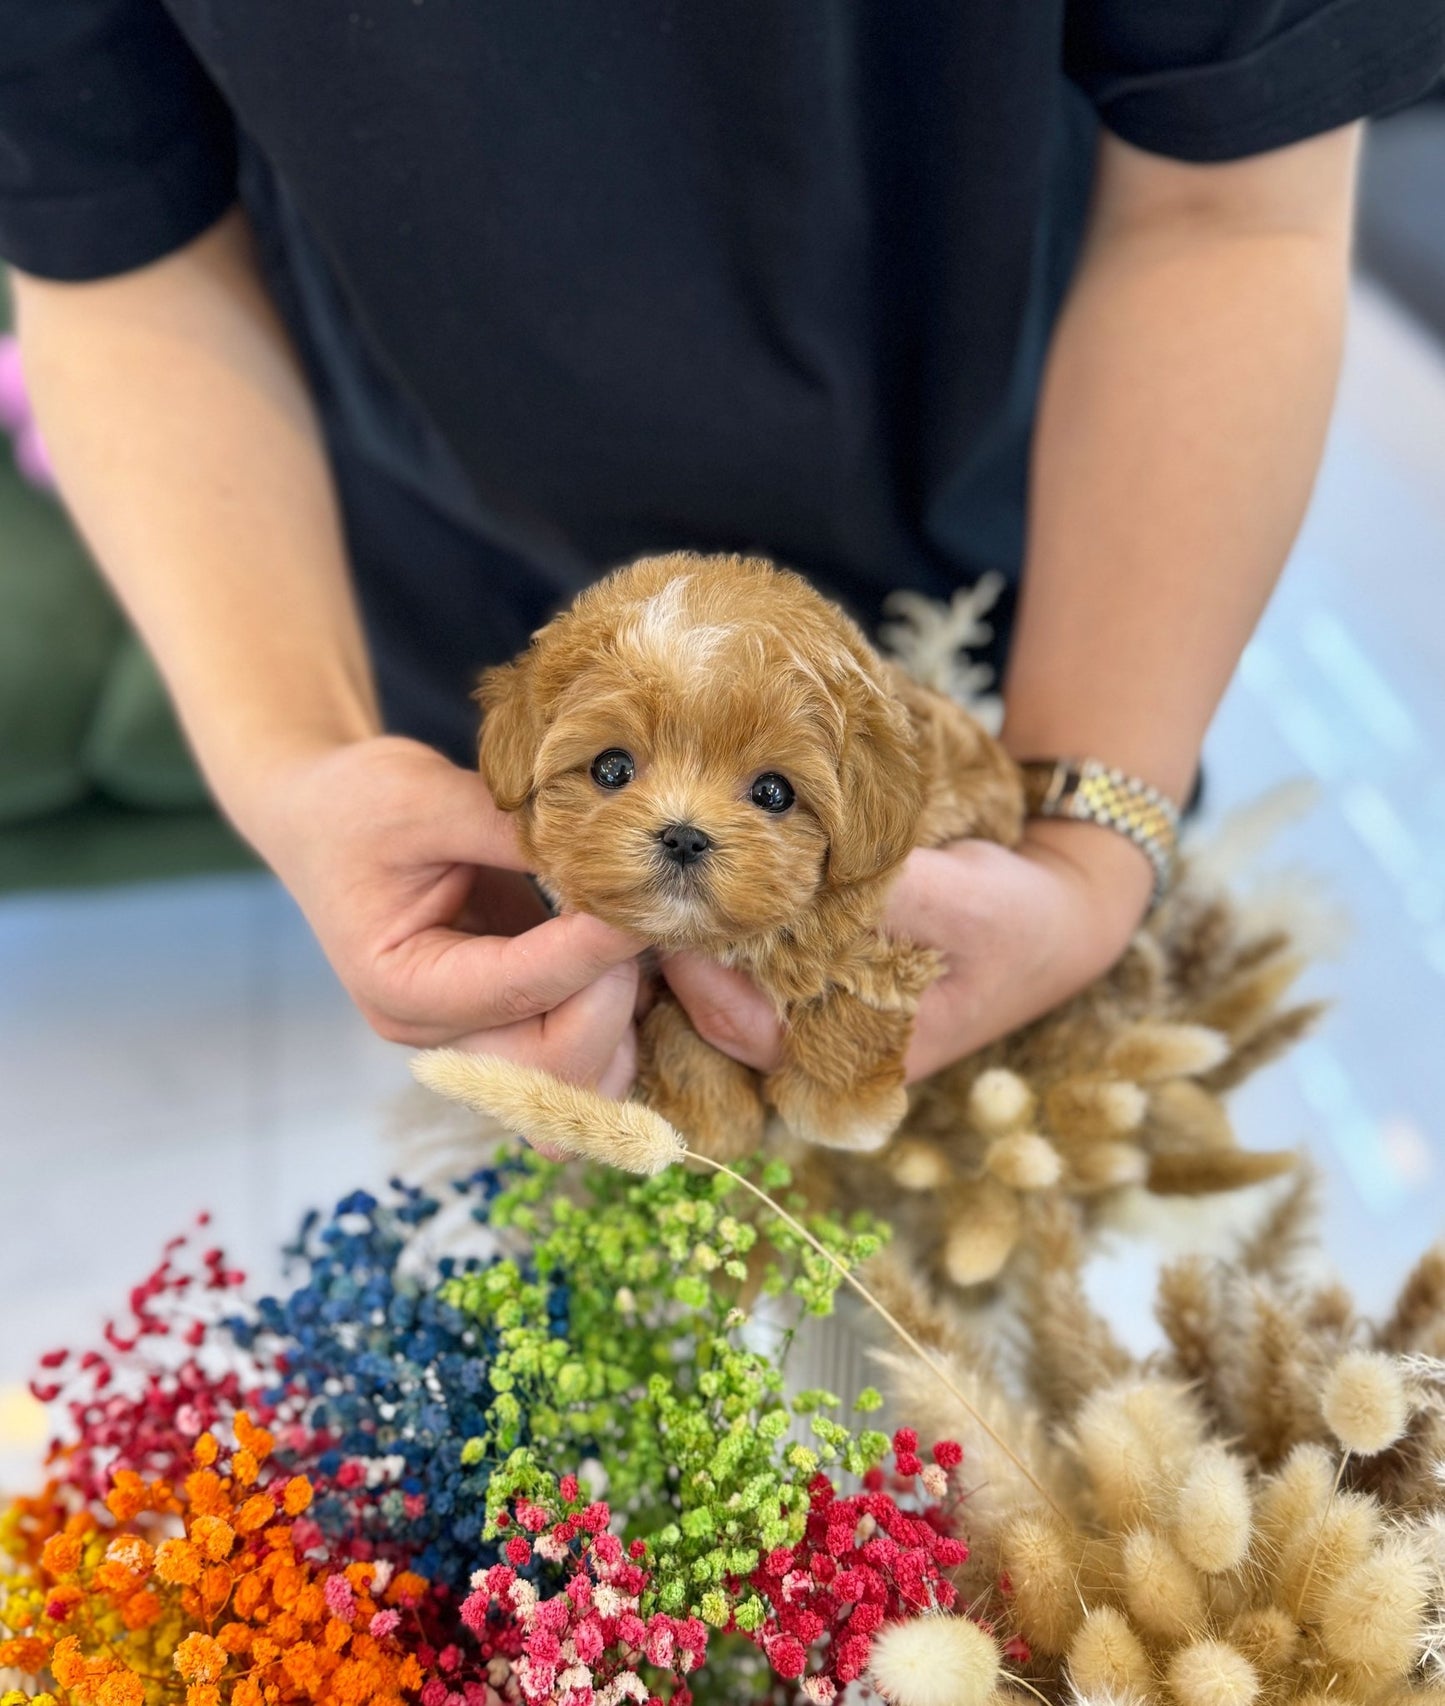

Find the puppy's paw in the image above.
[
  {"left": 766, "top": 981, "right": 916, "bottom": 1150},
  {"left": 764, "top": 1067, "right": 908, "bottom": 1153},
  {"left": 836, "top": 939, "right": 943, "bottom": 1010},
  {"left": 648, "top": 1063, "right": 767, "bottom": 1163},
  {"left": 637, "top": 993, "right": 766, "bottom": 1163}
]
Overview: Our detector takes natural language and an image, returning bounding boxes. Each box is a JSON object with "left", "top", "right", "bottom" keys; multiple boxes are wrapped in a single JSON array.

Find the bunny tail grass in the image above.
[{"left": 408, "top": 1050, "right": 685, "bottom": 1175}]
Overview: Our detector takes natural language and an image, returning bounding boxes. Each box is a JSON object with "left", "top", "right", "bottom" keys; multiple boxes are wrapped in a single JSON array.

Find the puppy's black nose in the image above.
[{"left": 659, "top": 823, "right": 711, "bottom": 866}]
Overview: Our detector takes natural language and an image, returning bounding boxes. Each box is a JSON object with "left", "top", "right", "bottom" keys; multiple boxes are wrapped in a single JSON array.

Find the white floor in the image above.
[{"left": 3, "top": 280, "right": 1445, "bottom": 1487}]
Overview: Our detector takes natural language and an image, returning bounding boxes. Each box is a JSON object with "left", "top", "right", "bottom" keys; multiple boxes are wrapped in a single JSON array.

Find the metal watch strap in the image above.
[{"left": 1019, "top": 757, "right": 1180, "bottom": 903}]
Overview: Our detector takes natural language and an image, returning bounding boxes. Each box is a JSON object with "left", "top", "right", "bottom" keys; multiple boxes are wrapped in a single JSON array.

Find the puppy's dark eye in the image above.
[
  {"left": 590, "top": 749, "right": 635, "bottom": 790},
  {"left": 750, "top": 773, "right": 795, "bottom": 813}
]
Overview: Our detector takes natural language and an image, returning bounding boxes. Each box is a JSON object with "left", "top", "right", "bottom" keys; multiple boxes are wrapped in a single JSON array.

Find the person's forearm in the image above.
[
  {"left": 11, "top": 208, "right": 380, "bottom": 840},
  {"left": 1002, "top": 128, "right": 1358, "bottom": 806}
]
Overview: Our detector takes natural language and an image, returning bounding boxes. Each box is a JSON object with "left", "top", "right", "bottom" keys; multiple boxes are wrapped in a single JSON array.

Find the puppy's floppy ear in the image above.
[
  {"left": 826, "top": 681, "right": 925, "bottom": 887},
  {"left": 476, "top": 657, "right": 543, "bottom": 812}
]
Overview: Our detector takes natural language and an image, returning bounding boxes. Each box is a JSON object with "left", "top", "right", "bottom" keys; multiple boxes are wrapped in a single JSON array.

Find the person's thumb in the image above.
[
  {"left": 418, "top": 757, "right": 529, "bottom": 870},
  {"left": 452, "top": 957, "right": 641, "bottom": 1088},
  {"left": 660, "top": 952, "right": 783, "bottom": 1072}
]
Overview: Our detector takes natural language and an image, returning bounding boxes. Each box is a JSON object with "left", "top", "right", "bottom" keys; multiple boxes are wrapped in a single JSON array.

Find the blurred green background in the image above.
[{"left": 0, "top": 274, "right": 255, "bottom": 891}]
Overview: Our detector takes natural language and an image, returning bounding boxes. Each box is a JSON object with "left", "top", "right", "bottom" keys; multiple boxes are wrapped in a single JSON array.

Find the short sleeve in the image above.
[
  {"left": 0, "top": 0, "right": 237, "bottom": 280},
  {"left": 1065, "top": 0, "right": 1445, "bottom": 162}
]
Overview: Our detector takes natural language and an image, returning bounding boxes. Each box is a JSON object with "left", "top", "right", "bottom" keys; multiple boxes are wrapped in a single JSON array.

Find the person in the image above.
[{"left": 3, "top": 2, "right": 1443, "bottom": 1114}]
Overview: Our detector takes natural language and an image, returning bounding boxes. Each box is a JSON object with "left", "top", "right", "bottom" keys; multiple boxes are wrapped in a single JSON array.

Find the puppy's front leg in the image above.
[
  {"left": 764, "top": 940, "right": 939, "bottom": 1152},
  {"left": 636, "top": 990, "right": 767, "bottom": 1163}
]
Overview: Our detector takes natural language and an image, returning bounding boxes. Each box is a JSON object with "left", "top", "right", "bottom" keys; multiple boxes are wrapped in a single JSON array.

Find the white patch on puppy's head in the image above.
[{"left": 623, "top": 576, "right": 736, "bottom": 673}]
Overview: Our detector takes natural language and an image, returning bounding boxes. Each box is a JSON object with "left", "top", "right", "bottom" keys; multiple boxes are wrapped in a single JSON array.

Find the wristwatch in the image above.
[{"left": 1018, "top": 757, "right": 1180, "bottom": 904}]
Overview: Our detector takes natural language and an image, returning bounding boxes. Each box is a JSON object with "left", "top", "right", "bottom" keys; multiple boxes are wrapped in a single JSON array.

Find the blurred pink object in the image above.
[
  {"left": 0, "top": 334, "right": 27, "bottom": 430},
  {"left": 0, "top": 331, "right": 56, "bottom": 489}
]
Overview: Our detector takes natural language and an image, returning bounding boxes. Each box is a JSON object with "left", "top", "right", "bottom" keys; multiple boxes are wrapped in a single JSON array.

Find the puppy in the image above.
[{"left": 468, "top": 551, "right": 1023, "bottom": 1160}]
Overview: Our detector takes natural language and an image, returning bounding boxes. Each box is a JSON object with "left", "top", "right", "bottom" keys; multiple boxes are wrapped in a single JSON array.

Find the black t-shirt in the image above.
[{"left": 2, "top": 1, "right": 1442, "bottom": 759}]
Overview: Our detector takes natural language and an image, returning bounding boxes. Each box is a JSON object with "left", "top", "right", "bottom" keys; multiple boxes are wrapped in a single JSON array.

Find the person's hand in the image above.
[
  {"left": 240, "top": 736, "right": 646, "bottom": 1102},
  {"left": 661, "top": 819, "right": 1155, "bottom": 1081}
]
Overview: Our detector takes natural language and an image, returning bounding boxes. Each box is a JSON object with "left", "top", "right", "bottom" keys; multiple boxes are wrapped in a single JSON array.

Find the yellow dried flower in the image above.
[
  {"left": 411, "top": 1050, "right": 685, "bottom": 1174},
  {"left": 1173, "top": 1445, "right": 1252, "bottom": 1574},
  {"left": 1167, "top": 1639, "right": 1260, "bottom": 1706},
  {"left": 1321, "top": 1350, "right": 1410, "bottom": 1456},
  {"left": 1067, "top": 1606, "right": 1154, "bottom": 1700},
  {"left": 869, "top": 1615, "right": 1000, "bottom": 1706}
]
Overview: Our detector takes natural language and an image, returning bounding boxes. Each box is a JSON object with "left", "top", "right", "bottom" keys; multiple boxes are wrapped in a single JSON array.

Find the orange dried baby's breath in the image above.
[
  {"left": 294, "top": 1581, "right": 326, "bottom": 1624},
  {"left": 193, "top": 1432, "right": 219, "bottom": 1468},
  {"left": 104, "top": 1534, "right": 154, "bottom": 1575},
  {"left": 184, "top": 1468, "right": 228, "bottom": 1516},
  {"left": 43, "top": 1583, "right": 84, "bottom": 1621},
  {"left": 95, "top": 1671, "right": 145, "bottom": 1706},
  {"left": 40, "top": 1533, "right": 83, "bottom": 1578},
  {"left": 50, "top": 1636, "right": 88, "bottom": 1689},
  {"left": 186, "top": 1687, "right": 221, "bottom": 1706},
  {"left": 385, "top": 1570, "right": 427, "bottom": 1607},
  {"left": 269, "top": 1611, "right": 303, "bottom": 1646},
  {"left": 232, "top": 1572, "right": 265, "bottom": 1618},
  {"left": 191, "top": 1513, "right": 236, "bottom": 1561},
  {"left": 282, "top": 1476, "right": 314, "bottom": 1516},
  {"left": 280, "top": 1640, "right": 324, "bottom": 1691},
  {"left": 156, "top": 1538, "right": 203, "bottom": 1586},
  {"left": 333, "top": 1655, "right": 387, "bottom": 1703},
  {"left": 119, "top": 1588, "right": 162, "bottom": 1631},
  {"left": 199, "top": 1562, "right": 232, "bottom": 1614},
  {"left": 269, "top": 1561, "right": 304, "bottom": 1607},
  {"left": 233, "top": 1412, "right": 275, "bottom": 1462},
  {"left": 104, "top": 1470, "right": 148, "bottom": 1523},
  {"left": 234, "top": 1678, "right": 264, "bottom": 1706},
  {"left": 325, "top": 1659, "right": 361, "bottom": 1703},
  {"left": 174, "top": 1631, "right": 228, "bottom": 1684},
  {"left": 0, "top": 1634, "right": 52, "bottom": 1672},
  {"left": 235, "top": 1494, "right": 277, "bottom": 1534},
  {"left": 91, "top": 1561, "right": 140, "bottom": 1598}
]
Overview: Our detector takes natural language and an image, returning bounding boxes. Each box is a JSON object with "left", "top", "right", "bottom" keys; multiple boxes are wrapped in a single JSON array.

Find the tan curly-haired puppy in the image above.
[{"left": 467, "top": 552, "right": 1022, "bottom": 1159}]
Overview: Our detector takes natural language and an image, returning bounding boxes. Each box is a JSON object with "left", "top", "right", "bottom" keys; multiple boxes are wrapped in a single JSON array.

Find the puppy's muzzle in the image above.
[{"left": 658, "top": 823, "right": 711, "bottom": 868}]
